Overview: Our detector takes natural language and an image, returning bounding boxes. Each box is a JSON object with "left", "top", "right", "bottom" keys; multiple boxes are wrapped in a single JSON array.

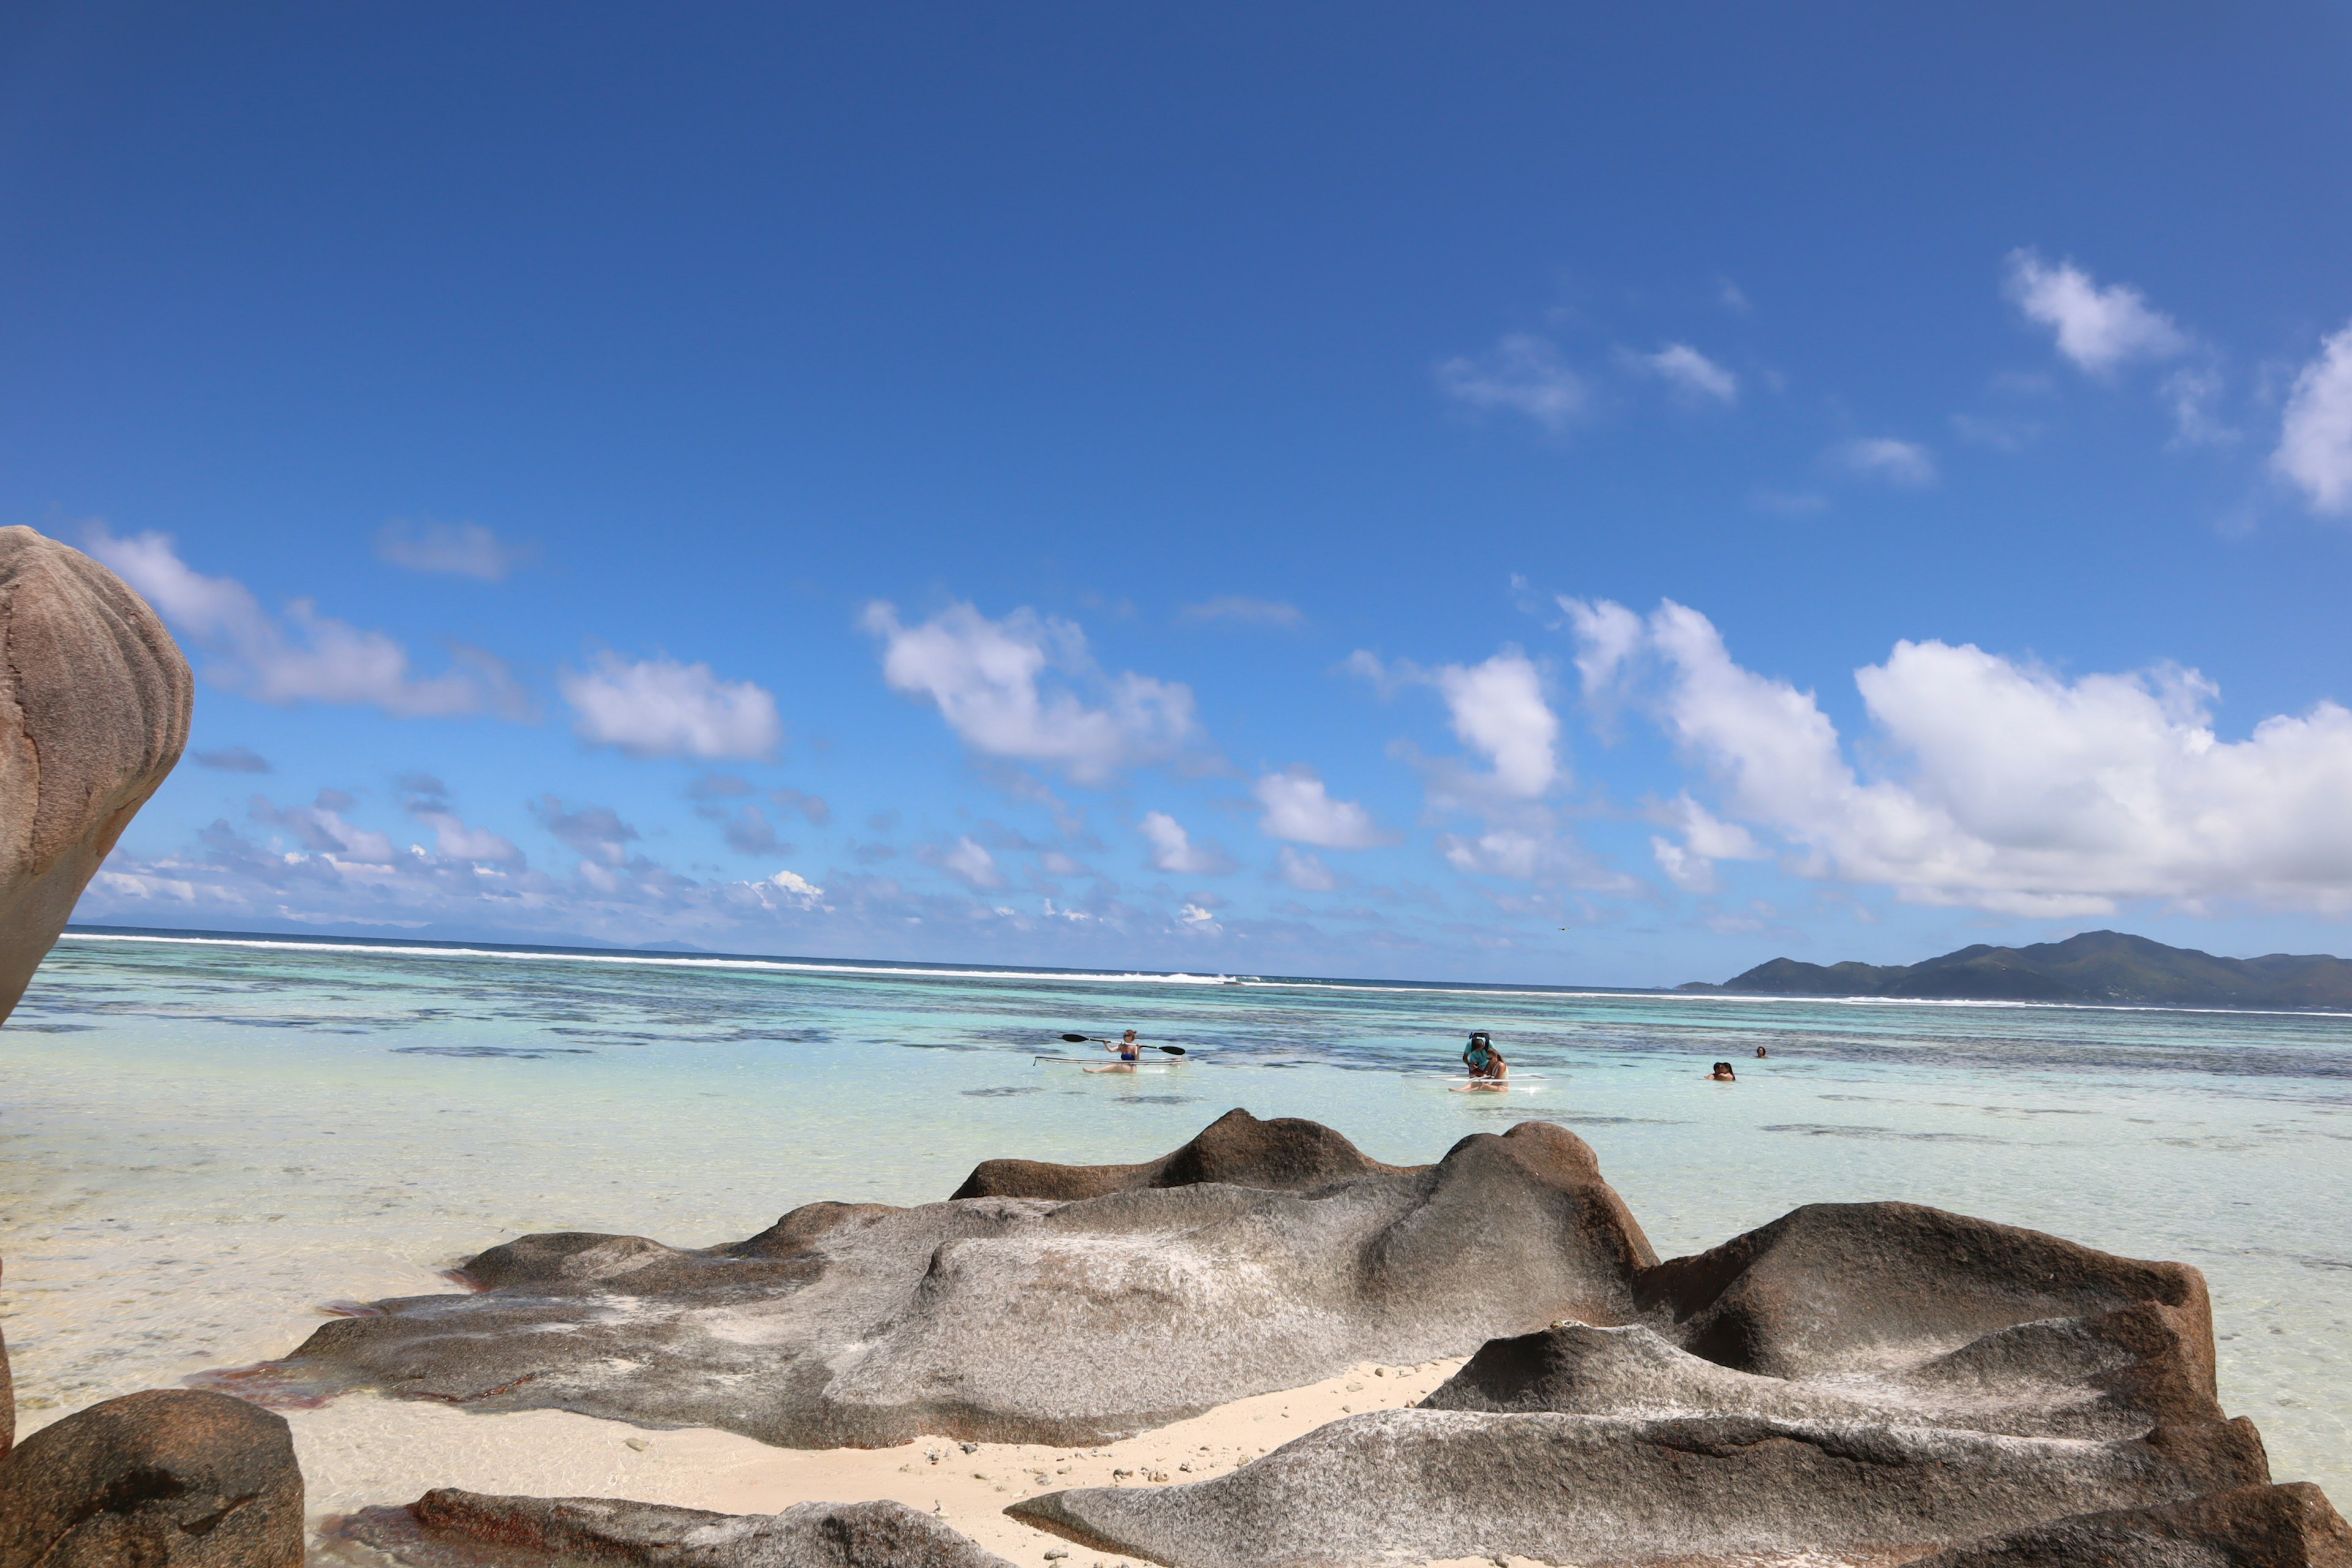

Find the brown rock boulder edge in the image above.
[
  {"left": 0, "top": 526, "right": 194, "bottom": 1027},
  {"left": 1005, "top": 1409, "right": 2271, "bottom": 1568},
  {"left": 1427, "top": 1204, "right": 2225, "bottom": 1442},
  {"left": 1013, "top": 1200, "right": 2302, "bottom": 1567},
  {"left": 1912, "top": 1481, "right": 2352, "bottom": 1567},
  {"left": 275, "top": 1118, "right": 1656, "bottom": 1446},
  {"left": 0, "top": 1389, "right": 304, "bottom": 1568},
  {"left": 949, "top": 1107, "right": 1411, "bottom": 1199},
  {"left": 328, "top": 1488, "right": 1017, "bottom": 1568}
]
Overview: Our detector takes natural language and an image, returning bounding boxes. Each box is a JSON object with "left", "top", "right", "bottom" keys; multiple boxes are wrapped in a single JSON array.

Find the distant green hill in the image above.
[{"left": 1679, "top": 930, "right": 2352, "bottom": 1010}]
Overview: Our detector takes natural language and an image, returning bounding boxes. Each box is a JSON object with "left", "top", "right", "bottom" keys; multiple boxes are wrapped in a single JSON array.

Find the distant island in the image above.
[{"left": 1679, "top": 929, "right": 2352, "bottom": 1011}]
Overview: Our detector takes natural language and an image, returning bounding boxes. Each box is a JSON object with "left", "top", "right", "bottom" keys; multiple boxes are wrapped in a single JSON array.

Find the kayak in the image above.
[{"left": 1033, "top": 1054, "right": 1180, "bottom": 1071}]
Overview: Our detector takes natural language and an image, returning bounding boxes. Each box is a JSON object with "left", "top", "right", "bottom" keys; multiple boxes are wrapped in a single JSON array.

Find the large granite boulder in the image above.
[
  {"left": 277, "top": 1118, "right": 1656, "bottom": 1447},
  {"left": 0, "top": 525, "right": 192, "bottom": 1026},
  {"left": 949, "top": 1107, "right": 1410, "bottom": 1199},
  {"left": 0, "top": 1389, "right": 303, "bottom": 1568},
  {"left": 330, "top": 1488, "right": 1016, "bottom": 1568},
  {"left": 1008, "top": 1409, "right": 2269, "bottom": 1568},
  {"left": 1009, "top": 1199, "right": 2282, "bottom": 1568}
]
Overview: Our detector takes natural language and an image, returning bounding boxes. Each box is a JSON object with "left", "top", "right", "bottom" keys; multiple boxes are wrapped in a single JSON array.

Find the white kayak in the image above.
[{"left": 1034, "top": 1054, "right": 1182, "bottom": 1072}]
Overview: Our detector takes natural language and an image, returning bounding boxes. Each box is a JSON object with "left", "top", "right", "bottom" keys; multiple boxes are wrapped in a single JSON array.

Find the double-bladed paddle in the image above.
[{"left": 1060, "top": 1032, "right": 1187, "bottom": 1055}]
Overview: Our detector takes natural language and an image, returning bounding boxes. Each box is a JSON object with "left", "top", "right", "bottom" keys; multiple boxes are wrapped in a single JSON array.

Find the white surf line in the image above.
[{"left": 57, "top": 930, "right": 2352, "bottom": 1020}]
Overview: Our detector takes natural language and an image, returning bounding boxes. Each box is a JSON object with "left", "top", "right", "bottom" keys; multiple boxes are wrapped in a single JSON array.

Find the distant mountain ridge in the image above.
[{"left": 1680, "top": 930, "right": 2352, "bottom": 1010}]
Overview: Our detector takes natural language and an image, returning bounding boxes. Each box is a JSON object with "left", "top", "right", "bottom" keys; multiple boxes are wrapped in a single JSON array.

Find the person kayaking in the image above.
[
  {"left": 1102, "top": 1029, "right": 1145, "bottom": 1065},
  {"left": 1462, "top": 1031, "right": 1507, "bottom": 1080}
]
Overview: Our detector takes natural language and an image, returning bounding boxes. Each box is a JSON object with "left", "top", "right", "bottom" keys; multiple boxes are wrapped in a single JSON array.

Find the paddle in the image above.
[{"left": 1058, "top": 1033, "right": 1187, "bottom": 1056}]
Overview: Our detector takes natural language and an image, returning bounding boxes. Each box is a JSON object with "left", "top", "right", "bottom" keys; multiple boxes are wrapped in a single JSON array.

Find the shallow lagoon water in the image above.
[{"left": 2, "top": 930, "right": 2347, "bottom": 1500}]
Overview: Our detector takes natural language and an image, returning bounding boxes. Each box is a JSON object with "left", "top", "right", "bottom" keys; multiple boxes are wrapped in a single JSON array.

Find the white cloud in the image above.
[
  {"left": 1560, "top": 598, "right": 1645, "bottom": 703},
  {"left": 763, "top": 869, "right": 825, "bottom": 910},
  {"left": 2274, "top": 320, "right": 2352, "bottom": 515},
  {"left": 1275, "top": 845, "right": 1339, "bottom": 892},
  {"left": 415, "top": 812, "right": 523, "bottom": 865},
  {"left": 1628, "top": 342, "right": 1738, "bottom": 406},
  {"left": 1254, "top": 768, "right": 1390, "bottom": 850},
  {"left": 251, "top": 793, "right": 398, "bottom": 866},
  {"left": 1831, "top": 437, "right": 1938, "bottom": 488},
  {"left": 2162, "top": 365, "right": 2237, "bottom": 448},
  {"left": 1177, "top": 596, "right": 1303, "bottom": 628},
  {"left": 559, "top": 652, "right": 783, "bottom": 760},
  {"left": 2003, "top": 250, "right": 2188, "bottom": 376},
  {"left": 1717, "top": 281, "right": 1751, "bottom": 314},
  {"left": 936, "top": 835, "right": 1005, "bottom": 889},
  {"left": 862, "top": 601, "right": 1198, "bottom": 785},
  {"left": 1431, "top": 652, "right": 1561, "bottom": 799},
  {"left": 1574, "top": 598, "right": 2352, "bottom": 914},
  {"left": 1436, "top": 334, "right": 1592, "bottom": 432},
  {"left": 1648, "top": 794, "right": 1763, "bottom": 894},
  {"left": 375, "top": 519, "right": 530, "bottom": 581},
  {"left": 1137, "top": 811, "right": 1233, "bottom": 875},
  {"left": 1178, "top": 902, "right": 1218, "bottom": 926},
  {"left": 85, "top": 526, "right": 527, "bottom": 719},
  {"left": 531, "top": 797, "right": 641, "bottom": 867}
]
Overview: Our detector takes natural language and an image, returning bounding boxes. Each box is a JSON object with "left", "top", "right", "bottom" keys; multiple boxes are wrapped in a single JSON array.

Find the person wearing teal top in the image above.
[{"left": 1461, "top": 1030, "right": 1507, "bottom": 1080}]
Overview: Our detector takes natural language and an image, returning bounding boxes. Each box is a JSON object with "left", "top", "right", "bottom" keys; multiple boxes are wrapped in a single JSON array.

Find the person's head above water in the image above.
[{"left": 1708, "top": 1061, "right": 1738, "bottom": 1080}]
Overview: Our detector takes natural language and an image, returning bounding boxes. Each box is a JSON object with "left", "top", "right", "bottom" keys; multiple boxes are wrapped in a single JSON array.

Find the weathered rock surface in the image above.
[
  {"left": 949, "top": 1107, "right": 1411, "bottom": 1199},
  {"left": 1912, "top": 1481, "right": 2352, "bottom": 1567},
  {"left": 1009, "top": 1409, "right": 2269, "bottom": 1568},
  {"left": 0, "top": 525, "right": 192, "bottom": 1027},
  {"left": 1012, "top": 1197, "right": 2288, "bottom": 1567},
  {"left": 0, "top": 1388, "right": 303, "bottom": 1568},
  {"left": 330, "top": 1488, "right": 1016, "bottom": 1568},
  {"left": 280, "top": 1117, "right": 1656, "bottom": 1447}
]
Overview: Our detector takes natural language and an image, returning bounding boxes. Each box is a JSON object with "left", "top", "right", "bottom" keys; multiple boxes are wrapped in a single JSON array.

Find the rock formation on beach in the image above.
[
  {"left": 0, "top": 1389, "right": 304, "bottom": 1568},
  {"left": 330, "top": 1489, "right": 1016, "bottom": 1568},
  {"left": 270, "top": 1110, "right": 2339, "bottom": 1566},
  {"left": 0, "top": 525, "right": 193, "bottom": 1027},
  {"left": 1010, "top": 1195, "right": 2297, "bottom": 1568},
  {"left": 949, "top": 1107, "right": 1411, "bottom": 1199},
  {"left": 279, "top": 1114, "right": 1656, "bottom": 1446}
]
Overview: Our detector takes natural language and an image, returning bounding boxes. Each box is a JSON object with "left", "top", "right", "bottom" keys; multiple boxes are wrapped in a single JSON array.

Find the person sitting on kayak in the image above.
[
  {"left": 1102, "top": 1030, "right": 1144, "bottom": 1064},
  {"left": 1462, "top": 1031, "right": 1507, "bottom": 1080}
]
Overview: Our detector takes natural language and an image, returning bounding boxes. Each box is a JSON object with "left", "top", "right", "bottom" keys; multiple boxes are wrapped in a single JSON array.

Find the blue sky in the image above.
[{"left": 9, "top": 4, "right": 2352, "bottom": 983}]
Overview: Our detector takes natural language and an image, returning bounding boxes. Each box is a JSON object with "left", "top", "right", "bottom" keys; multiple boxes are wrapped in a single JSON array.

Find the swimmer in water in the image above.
[{"left": 1708, "top": 1061, "right": 1738, "bottom": 1082}]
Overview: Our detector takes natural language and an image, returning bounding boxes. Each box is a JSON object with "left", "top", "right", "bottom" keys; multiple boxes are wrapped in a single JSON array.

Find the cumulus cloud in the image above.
[
  {"left": 1431, "top": 652, "right": 1561, "bottom": 799},
  {"left": 1177, "top": 596, "right": 1304, "bottom": 628},
  {"left": 932, "top": 835, "right": 1005, "bottom": 890},
  {"left": 413, "top": 812, "right": 524, "bottom": 865},
  {"left": 862, "top": 601, "right": 1199, "bottom": 784},
  {"left": 559, "top": 652, "right": 784, "bottom": 760},
  {"left": 1574, "top": 598, "right": 2352, "bottom": 914},
  {"left": 2274, "top": 320, "right": 2352, "bottom": 516},
  {"left": 1436, "top": 334, "right": 1592, "bottom": 432},
  {"left": 1831, "top": 437, "right": 1938, "bottom": 488},
  {"left": 251, "top": 791, "right": 397, "bottom": 865},
  {"left": 1352, "top": 648, "right": 1565, "bottom": 807},
  {"left": 1648, "top": 794, "right": 1763, "bottom": 894},
  {"left": 2003, "top": 250, "right": 2188, "bottom": 376},
  {"left": 1275, "top": 845, "right": 1340, "bottom": 892},
  {"left": 86, "top": 526, "right": 528, "bottom": 719},
  {"left": 374, "top": 519, "right": 531, "bottom": 581},
  {"left": 1254, "top": 768, "right": 1390, "bottom": 850},
  {"left": 1137, "top": 811, "right": 1234, "bottom": 875},
  {"left": 193, "top": 746, "right": 271, "bottom": 774},
  {"left": 1626, "top": 342, "right": 1738, "bottom": 406},
  {"left": 530, "top": 796, "right": 640, "bottom": 867}
]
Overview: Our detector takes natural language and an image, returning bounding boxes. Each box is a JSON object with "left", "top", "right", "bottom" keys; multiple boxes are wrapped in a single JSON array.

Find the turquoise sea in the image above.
[{"left": 2, "top": 929, "right": 2347, "bottom": 1499}]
